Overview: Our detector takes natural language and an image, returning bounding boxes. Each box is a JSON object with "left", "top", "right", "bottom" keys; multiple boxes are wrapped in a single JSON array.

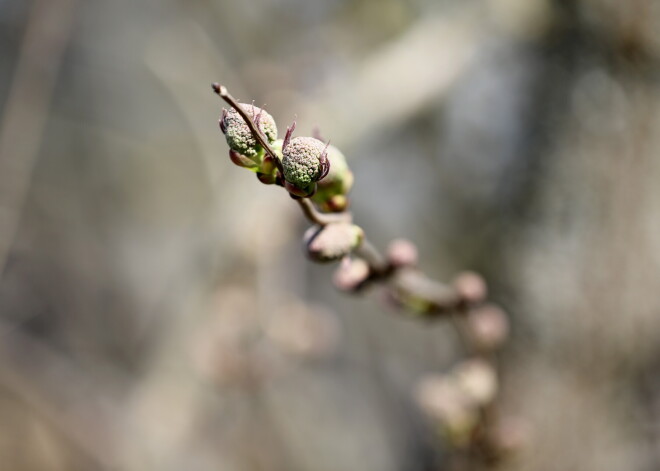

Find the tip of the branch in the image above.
[{"left": 211, "top": 83, "right": 227, "bottom": 96}]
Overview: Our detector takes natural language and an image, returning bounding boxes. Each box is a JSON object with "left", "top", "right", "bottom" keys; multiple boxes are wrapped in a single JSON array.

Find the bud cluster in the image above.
[{"left": 218, "top": 99, "right": 354, "bottom": 207}]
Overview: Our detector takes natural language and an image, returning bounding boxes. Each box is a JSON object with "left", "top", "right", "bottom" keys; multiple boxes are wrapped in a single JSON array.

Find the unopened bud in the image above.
[
  {"left": 453, "top": 271, "right": 488, "bottom": 304},
  {"left": 285, "top": 180, "right": 316, "bottom": 197},
  {"left": 467, "top": 304, "right": 509, "bottom": 351},
  {"left": 386, "top": 238, "right": 418, "bottom": 268},
  {"left": 256, "top": 172, "right": 277, "bottom": 185},
  {"left": 333, "top": 257, "right": 370, "bottom": 291},
  {"left": 415, "top": 374, "right": 479, "bottom": 447},
  {"left": 229, "top": 149, "right": 260, "bottom": 170},
  {"left": 453, "top": 359, "right": 498, "bottom": 406},
  {"left": 220, "top": 104, "right": 277, "bottom": 159},
  {"left": 311, "top": 145, "right": 354, "bottom": 212},
  {"left": 323, "top": 195, "right": 349, "bottom": 212},
  {"left": 304, "top": 223, "right": 364, "bottom": 263},
  {"left": 282, "top": 137, "right": 327, "bottom": 193}
]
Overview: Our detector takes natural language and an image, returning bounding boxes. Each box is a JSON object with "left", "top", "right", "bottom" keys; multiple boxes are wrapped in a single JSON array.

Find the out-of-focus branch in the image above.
[
  {"left": 287, "top": 7, "right": 481, "bottom": 148},
  {"left": 0, "top": 0, "right": 79, "bottom": 276}
]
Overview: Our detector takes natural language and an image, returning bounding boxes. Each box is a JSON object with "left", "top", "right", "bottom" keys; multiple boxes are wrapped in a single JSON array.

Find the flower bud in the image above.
[
  {"left": 323, "top": 195, "right": 349, "bottom": 212},
  {"left": 453, "top": 271, "right": 488, "bottom": 304},
  {"left": 386, "top": 238, "right": 418, "bottom": 268},
  {"left": 282, "top": 136, "right": 327, "bottom": 193},
  {"left": 220, "top": 104, "right": 277, "bottom": 159},
  {"left": 256, "top": 172, "right": 277, "bottom": 185},
  {"left": 467, "top": 304, "right": 509, "bottom": 351},
  {"left": 453, "top": 359, "right": 498, "bottom": 406},
  {"left": 229, "top": 149, "right": 260, "bottom": 170},
  {"left": 303, "top": 223, "right": 364, "bottom": 263},
  {"left": 311, "top": 145, "right": 354, "bottom": 212},
  {"left": 415, "top": 374, "right": 479, "bottom": 447},
  {"left": 333, "top": 257, "right": 370, "bottom": 291}
]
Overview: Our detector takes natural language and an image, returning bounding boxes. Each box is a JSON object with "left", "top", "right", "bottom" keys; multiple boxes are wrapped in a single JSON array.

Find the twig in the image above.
[{"left": 295, "top": 198, "right": 351, "bottom": 226}]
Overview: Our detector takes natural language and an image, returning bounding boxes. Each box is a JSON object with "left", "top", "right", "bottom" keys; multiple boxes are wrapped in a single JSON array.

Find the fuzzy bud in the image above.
[
  {"left": 311, "top": 145, "right": 354, "bottom": 212},
  {"left": 415, "top": 374, "right": 479, "bottom": 447},
  {"left": 386, "top": 238, "right": 419, "bottom": 268},
  {"left": 453, "top": 359, "right": 498, "bottom": 406},
  {"left": 282, "top": 137, "right": 326, "bottom": 191},
  {"left": 220, "top": 105, "right": 277, "bottom": 159},
  {"left": 333, "top": 257, "right": 370, "bottom": 291},
  {"left": 467, "top": 304, "right": 510, "bottom": 351},
  {"left": 303, "top": 223, "right": 364, "bottom": 263},
  {"left": 453, "top": 271, "right": 488, "bottom": 304}
]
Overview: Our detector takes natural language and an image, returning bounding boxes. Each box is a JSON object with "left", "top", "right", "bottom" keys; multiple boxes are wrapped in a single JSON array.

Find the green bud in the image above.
[
  {"left": 303, "top": 223, "right": 364, "bottom": 263},
  {"left": 282, "top": 137, "right": 326, "bottom": 189},
  {"left": 311, "top": 145, "right": 354, "bottom": 212},
  {"left": 221, "top": 105, "right": 277, "bottom": 160}
]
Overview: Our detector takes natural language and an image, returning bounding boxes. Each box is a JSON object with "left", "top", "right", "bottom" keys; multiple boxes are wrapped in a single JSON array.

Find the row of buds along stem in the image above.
[{"left": 218, "top": 102, "right": 354, "bottom": 212}]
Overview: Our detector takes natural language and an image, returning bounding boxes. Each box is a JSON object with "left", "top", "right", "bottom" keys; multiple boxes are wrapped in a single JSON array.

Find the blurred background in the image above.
[{"left": 0, "top": 0, "right": 659, "bottom": 469}]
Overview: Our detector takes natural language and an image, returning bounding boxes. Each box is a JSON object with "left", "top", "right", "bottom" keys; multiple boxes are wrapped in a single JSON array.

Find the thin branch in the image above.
[
  {"left": 295, "top": 198, "right": 351, "bottom": 226},
  {"left": 212, "top": 83, "right": 284, "bottom": 174}
]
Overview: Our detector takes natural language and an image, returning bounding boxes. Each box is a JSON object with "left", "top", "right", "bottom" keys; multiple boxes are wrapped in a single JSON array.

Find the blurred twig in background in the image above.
[{"left": 0, "top": 0, "right": 78, "bottom": 274}]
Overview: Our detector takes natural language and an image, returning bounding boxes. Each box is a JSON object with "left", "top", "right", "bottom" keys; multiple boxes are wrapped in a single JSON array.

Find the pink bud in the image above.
[
  {"left": 453, "top": 271, "right": 488, "bottom": 304},
  {"left": 386, "top": 238, "right": 419, "bottom": 268}
]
